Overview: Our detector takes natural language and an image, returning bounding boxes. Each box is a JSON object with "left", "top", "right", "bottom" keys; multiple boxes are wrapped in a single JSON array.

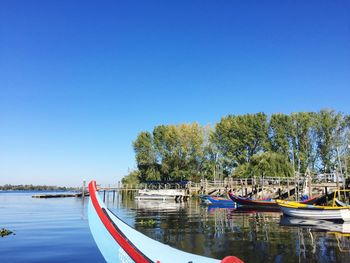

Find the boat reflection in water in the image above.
[
  {"left": 206, "top": 204, "right": 236, "bottom": 214},
  {"left": 136, "top": 199, "right": 187, "bottom": 211},
  {"left": 108, "top": 194, "right": 350, "bottom": 262},
  {"left": 280, "top": 215, "right": 350, "bottom": 234},
  {"left": 280, "top": 215, "right": 350, "bottom": 255}
]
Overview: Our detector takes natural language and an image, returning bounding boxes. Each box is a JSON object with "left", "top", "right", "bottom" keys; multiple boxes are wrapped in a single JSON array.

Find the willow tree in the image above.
[
  {"left": 121, "top": 170, "right": 141, "bottom": 185},
  {"left": 233, "top": 152, "right": 294, "bottom": 178}
]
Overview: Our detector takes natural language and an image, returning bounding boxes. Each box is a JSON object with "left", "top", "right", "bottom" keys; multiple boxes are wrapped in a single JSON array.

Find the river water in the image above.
[{"left": 1, "top": 191, "right": 350, "bottom": 263}]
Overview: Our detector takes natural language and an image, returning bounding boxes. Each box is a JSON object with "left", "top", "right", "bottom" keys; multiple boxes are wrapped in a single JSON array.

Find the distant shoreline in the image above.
[{"left": 0, "top": 185, "right": 79, "bottom": 191}]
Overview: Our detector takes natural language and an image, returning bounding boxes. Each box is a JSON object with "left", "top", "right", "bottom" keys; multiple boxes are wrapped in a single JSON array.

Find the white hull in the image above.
[
  {"left": 280, "top": 206, "right": 350, "bottom": 221},
  {"left": 135, "top": 195, "right": 178, "bottom": 201},
  {"left": 138, "top": 189, "right": 186, "bottom": 196}
]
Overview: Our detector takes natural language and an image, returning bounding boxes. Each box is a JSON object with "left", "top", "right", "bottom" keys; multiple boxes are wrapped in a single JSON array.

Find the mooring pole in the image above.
[{"left": 82, "top": 180, "right": 86, "bottom": 199}]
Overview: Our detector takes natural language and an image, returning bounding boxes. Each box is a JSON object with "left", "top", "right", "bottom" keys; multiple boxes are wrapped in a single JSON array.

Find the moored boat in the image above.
[
  {"left": 200, "top": 195, "right": 236, "bottom": 207},
  {"left": 276, "top": 200, "right": 350, "bottom": 221},
  {"left": 228, "top": 192, "right": 319, "bottom": 211},
  {"left": 88, "top": 180, "right": 243, "bottom": 263},
  {"left": 228, "top": 193, "right": 278, "bottom": 209}
]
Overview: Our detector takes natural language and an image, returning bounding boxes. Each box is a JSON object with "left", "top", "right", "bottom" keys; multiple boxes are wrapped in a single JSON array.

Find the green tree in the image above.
[
  {"left": 233, "top": 152, "right": 294, "bottom": 178},
  {"left": 269, "top": 113, "right": 293, "bottom": 158},
  {"left": 290, "top": 112, "right": 316, "bottom": 174},
  {"left": 212, "top": 113, "right": 269, "bottom": 173},
  {"left": 133, "top": 131, "right": 160, "bottom": 181},
  {"left": 121, "top": 170, "right": 140, "bottom": 185},
  {"left": 153, "top": 123, "right": 205, "bottom": 181},
  {"left": 315, "top": 109, "right": 344, "bottom": 173}
]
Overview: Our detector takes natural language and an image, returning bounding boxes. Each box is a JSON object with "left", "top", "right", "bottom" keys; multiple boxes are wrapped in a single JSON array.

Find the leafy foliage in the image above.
[
  {"left": 212, "top": 113, "right": 268, "bottom": 171},
  {"left": 133, "top": 131, "right": 160, "bottom": 181},
  {"left": 290, "top": 112, "right": 316, "bottom": 174},
  {"left": 269, "top": 113, "right": 293, "bottom": 158},
  {"left": 233, "top": 152, "right": 294, "bottom": 178},
  {"left": 123, "top": 110, "right": 350, "bottom": 182},
  {"left": 121, "top": 170, "right": 141, "bottom": 185},
  {"left": 315, "top": 109, "right": 343, "bottom": 173}
]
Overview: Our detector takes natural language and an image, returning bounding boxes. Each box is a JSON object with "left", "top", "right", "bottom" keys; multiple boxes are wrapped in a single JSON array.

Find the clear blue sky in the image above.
[{"left": 0, "top": 1, "right": 349, "bottom": 186}]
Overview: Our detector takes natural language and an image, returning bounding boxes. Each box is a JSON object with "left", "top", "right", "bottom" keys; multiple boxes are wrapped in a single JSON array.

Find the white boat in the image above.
[{"left": 277, "top": 200, "right": 350, "bottom": 221}]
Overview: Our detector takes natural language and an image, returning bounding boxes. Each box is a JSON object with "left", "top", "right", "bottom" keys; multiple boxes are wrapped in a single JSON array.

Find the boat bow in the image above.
[{"left": 88, "top": 180, "right": 243, "bottom": 263}]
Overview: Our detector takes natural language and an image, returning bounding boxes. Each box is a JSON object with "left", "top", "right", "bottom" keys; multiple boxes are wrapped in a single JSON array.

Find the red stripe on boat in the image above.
[{"left": 89, "top": 181, "right": 152, "bottom": 263}]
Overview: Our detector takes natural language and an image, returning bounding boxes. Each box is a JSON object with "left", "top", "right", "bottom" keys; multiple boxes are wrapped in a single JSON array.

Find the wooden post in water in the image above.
[
  {"left": 82, "top": 180, "right": 86, "bottom": 199},
  {"left": 287, "top": 178, "right": 290, "bottom": 199},
  {"left": 278, "top": 178, "right": 281, "bottom": 193},
  {"left": 294, "top": 176, "right": 297, "bottom": 201},
  {"left": 308, "top": 174, "right": 312, "bottom": 198},
  {"left": 103, "top": 190, "right": 106, "bottom": 202}
]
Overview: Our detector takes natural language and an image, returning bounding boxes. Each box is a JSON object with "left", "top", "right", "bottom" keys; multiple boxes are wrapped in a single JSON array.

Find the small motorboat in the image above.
[{"left": 88, "top": 181, "right": 243, "bottom": 263}]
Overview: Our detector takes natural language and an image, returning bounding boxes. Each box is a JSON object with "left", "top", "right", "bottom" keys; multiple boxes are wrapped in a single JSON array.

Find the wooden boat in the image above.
[
  {"left": 276, "top": 200, "right": 350, "bottom": 221},
  {"left": 228, "top": 193, "right": 278, "bottom": 209},
  {"left": 228, "top": 192, "right": 319, "bottom": 210},
  {"left": 88, "top": 181, "right": 243, "bottom": 263},
  {"left": 200, "top": 195, "right": 236, "bottom": 207}
]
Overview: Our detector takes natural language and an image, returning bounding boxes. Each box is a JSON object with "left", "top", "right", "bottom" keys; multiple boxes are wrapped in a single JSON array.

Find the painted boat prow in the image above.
[{"left": 88, "top": 181, "right": 243, "bottom": 263}]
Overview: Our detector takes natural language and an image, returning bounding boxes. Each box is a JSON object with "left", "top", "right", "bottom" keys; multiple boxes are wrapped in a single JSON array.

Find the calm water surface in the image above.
[{"left": 1, "top": 191, "right": 350, "bottom": 263}]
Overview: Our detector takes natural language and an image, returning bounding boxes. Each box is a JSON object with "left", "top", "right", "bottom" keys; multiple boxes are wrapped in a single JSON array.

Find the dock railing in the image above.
[{"left": 96, "top": 172, "right": 345, "bottom": 199}]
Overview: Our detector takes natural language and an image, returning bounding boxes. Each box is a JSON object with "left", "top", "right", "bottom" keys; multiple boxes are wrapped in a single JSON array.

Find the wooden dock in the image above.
[{"left": 102, "top": 175, "right": 347, "bottom": 201}]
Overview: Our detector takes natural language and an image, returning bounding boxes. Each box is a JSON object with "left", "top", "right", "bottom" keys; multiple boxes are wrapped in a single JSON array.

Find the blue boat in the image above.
[
  {"left": 88, "top": 180, "right": 243, "bottom": 263},
  {"left": 200, "top": 195, "right": 236, "bottom": 207}
]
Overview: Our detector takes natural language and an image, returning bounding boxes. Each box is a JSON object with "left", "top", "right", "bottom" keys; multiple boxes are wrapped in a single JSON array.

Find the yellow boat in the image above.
[{"left": 276, "top": 190, "right": 350, "bottom": 221}]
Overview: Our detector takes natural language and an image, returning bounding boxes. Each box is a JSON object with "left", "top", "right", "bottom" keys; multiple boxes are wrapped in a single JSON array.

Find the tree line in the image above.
[
  {"left": 0, "top": 184, "right": 77, "bottom": 191},
  {"left": 122, "top": 109, "right": 350, "bottom": 184}
]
